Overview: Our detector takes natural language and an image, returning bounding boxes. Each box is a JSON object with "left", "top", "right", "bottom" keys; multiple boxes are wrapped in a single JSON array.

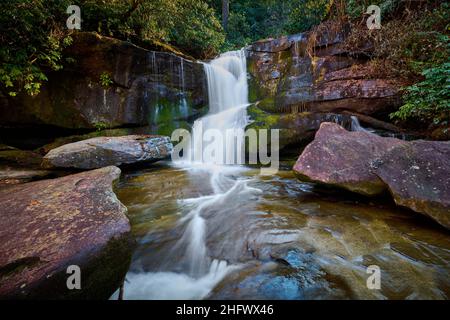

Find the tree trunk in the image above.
[{"left": 222, "top": 0, "right": 229, "bottom": 31}]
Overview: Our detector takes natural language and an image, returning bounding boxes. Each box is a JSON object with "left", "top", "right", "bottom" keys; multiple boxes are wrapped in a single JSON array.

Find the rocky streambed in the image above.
[
  {"left": 114, "top": 161, "right": 450, "bottom": 300},
  {"left": 0, "top": 126, "right": 449, "bottom": 300}
]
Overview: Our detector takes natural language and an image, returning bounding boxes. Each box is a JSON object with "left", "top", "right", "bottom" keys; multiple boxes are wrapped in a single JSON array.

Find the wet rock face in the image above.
[
  {"left": 293, "top": 122, "right": 406, "bottom": 195},
  {"left": 374, "top": 140, "right": 450, "bottom": 229},
  {"left": 0, "top": 32, "right": 207, "bottom": 130},
  {"left": 246, "top": 104, "right": 353, "bottom": 150},
  {"left": 246, "top": 27, "right": 403, "bottom": 150},
  {"left": 246, "top": 29, "right": 403, "bottom": 116},
  {"left": 0, "top": 166, "right": 134, "bottom": 299},
  {"left": 43, "top": 135, "right": 173, "bottom": 170}
]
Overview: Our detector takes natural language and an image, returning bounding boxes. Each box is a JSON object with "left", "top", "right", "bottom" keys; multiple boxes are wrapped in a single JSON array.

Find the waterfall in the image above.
[
  {"left": 187, "top": 50, "right": 249, "bottom": 164},
  {"left": 177, "top": 49, "right": 254, "bottom": 275},
  {"left": 118, "top": 49, "right": 259, "bottom": 300},
  {"left": 351, "top": 116, "right": 371, "bottom": 132}
]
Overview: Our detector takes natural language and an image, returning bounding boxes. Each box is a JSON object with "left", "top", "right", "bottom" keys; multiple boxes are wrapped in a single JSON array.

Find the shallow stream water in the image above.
[{"left": 113, "top": 161, "right": 450, "bottom": 300}]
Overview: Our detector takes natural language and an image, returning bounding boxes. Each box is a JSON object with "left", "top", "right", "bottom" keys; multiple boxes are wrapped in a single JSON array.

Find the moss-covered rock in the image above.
[
  {"left": 246, "top": 104, "right": 352, "bottom": 151},
  {"left": 246, "top": 28, "right": 403, "bottom": 117}
]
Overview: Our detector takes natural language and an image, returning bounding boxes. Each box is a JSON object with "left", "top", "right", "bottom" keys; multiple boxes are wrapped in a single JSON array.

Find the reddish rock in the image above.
[
  {"left": 250, "top": 36, "right": 292, "bottom": 53},
  {"left": 374, "top": 140, "right": 450, "bottom": 229},
  {"left": 247, "top": 27, "right": 402, "bottom": 120},
  {"left": 0, "top": 166, "right": 133, "bottom": 299},
  {"left": 293, "top": 122, "right": 406, "bottom": 195},
  {"left": 310, "top": 79, "right": 402, "bottom": 114}
]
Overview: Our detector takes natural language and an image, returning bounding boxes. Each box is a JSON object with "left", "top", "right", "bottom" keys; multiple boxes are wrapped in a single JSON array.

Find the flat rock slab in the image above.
[
  {"left": 293, "top": 122, "right": 406, "bottom": 195},
  {"left": 0, "top": 167, "right": 53, "bottom": 186},
  {"left": 42, "top": 135, "right": 173, "bottom": 169},
  {"left": 0, "top": 166, "right": 133, "bottom": 299},
  {"left": 374, "top": 140, "right": 450, "bottom": 229}
]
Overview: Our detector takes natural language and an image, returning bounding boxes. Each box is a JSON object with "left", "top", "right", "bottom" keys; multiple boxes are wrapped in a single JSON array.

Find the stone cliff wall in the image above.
[
  {"left": 245, "top": 26, "right": 405, "bottom": 149},
  {"left": 0, "top": 32, "right": 208, "bottom": 135}
]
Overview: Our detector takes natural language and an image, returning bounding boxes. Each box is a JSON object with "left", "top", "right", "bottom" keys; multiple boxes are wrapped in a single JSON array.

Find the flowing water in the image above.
[{"left": 112, "top": 50, "right": 450, "bottom": 300}]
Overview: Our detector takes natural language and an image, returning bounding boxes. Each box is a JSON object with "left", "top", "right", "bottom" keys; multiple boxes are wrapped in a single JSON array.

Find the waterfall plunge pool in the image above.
[{"left": 112, "top": 161, "right": 450, "bottom": 300}]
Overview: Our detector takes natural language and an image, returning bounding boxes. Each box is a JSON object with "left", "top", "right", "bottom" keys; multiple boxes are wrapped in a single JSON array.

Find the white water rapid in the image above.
[{"left": 116, "top": 49, "right": 262, "bottom": 300}]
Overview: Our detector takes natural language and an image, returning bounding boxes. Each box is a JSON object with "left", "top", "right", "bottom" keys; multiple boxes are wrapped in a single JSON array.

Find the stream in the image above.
[{"left": 112, "top": 49, "right": 450, "bottom": 300}]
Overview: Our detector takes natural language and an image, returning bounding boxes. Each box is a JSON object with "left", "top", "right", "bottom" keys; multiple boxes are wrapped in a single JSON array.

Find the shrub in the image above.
[
  {"left": 99, "top": 72, "right": 113, "bottom": 88},
  {"left": 391, "top": 62, "right": 450, "bottom": 125},
  {"left": 0, "top": 0, "right": 72, "bottom": 96}
]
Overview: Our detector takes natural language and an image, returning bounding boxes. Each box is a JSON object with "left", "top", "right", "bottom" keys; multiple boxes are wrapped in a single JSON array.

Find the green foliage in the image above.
[
  {"left": 386, "top": 3, "right": 450, "bottom": 126},
  {"left": 94, "top": 121, "right": 109, "bottom": 131},
  {"left": 169, "top": 0, "right": 225, "bottom": 58},
  {"left": 345, "top": 0, "right": 401, "bottom": 18},
  {"left": 0, "top": 0, "right": 72, "bottom": 96},
  {"left": 79, "top": 0, "right": 224, "bottom": 58},
  {"left": 99, "top": 72, "right": 113, "bottom": 88},
  {"left": 208, "top": 0, "right": 333, "bottom": 50},
  {"left": 391, "top": 62, "right": 450, "bottom": 125},
  {"left": 285, "top": 0, "right": 333, "bottom": 34},
  {"left": 0, "top": 0, "right": 224, "bottom": 97}
]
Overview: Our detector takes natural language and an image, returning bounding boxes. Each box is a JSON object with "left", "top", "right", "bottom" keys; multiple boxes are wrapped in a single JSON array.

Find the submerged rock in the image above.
[
  {"left": 293, "top": 122, "right": 405, "bottom": 195},
  {"left": 43, "top": 135, "right": 173, "bottom": 169},
  {"left": 0, "top": 166, "right": 133, "bottom": 299},
  {"left": 374, "top": 140, "right": 450, "bottom": 229}
]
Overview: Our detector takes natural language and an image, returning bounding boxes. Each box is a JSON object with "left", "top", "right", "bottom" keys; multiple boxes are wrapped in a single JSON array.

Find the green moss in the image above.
[
  {"left": 148, "top": 93, "right": 206, "bottom": 136},
  {"left": 256, "top": 97, "right": 277, "bottom": 113},
  {"left": 247, "top": 104, "right": 281, "bottom": 130}
]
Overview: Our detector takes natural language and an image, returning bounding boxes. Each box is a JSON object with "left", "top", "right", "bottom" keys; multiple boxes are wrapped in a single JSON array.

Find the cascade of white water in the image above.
[
  {"left": 117, "top": 49, "right": 258, "bottom": 300},
  {"left": 351, "top": 116, "right": 373, "bottom": 133},
  {"left": 175, "top": 49, "right": 253, "bottom": 278},
  {"left": 187, "top": 49, "right": 249, "bottom": 165}
]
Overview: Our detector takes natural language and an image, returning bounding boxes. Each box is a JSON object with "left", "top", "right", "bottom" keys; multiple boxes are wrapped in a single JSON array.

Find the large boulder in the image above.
[
  {"left": 0, "top": 166, "right": 134, "bottom": 299},
  {"left": 42, "top": 135, "right": 173, "bottom": 170},
  {"left": 36, "top": 127, "right": 150, "bottom": 155},
  {"left": 373, "top": 140, "right": 450, "bottom": 229},
  {"left": 293, "top": 122, "right": 406, "bottom": 195}
]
